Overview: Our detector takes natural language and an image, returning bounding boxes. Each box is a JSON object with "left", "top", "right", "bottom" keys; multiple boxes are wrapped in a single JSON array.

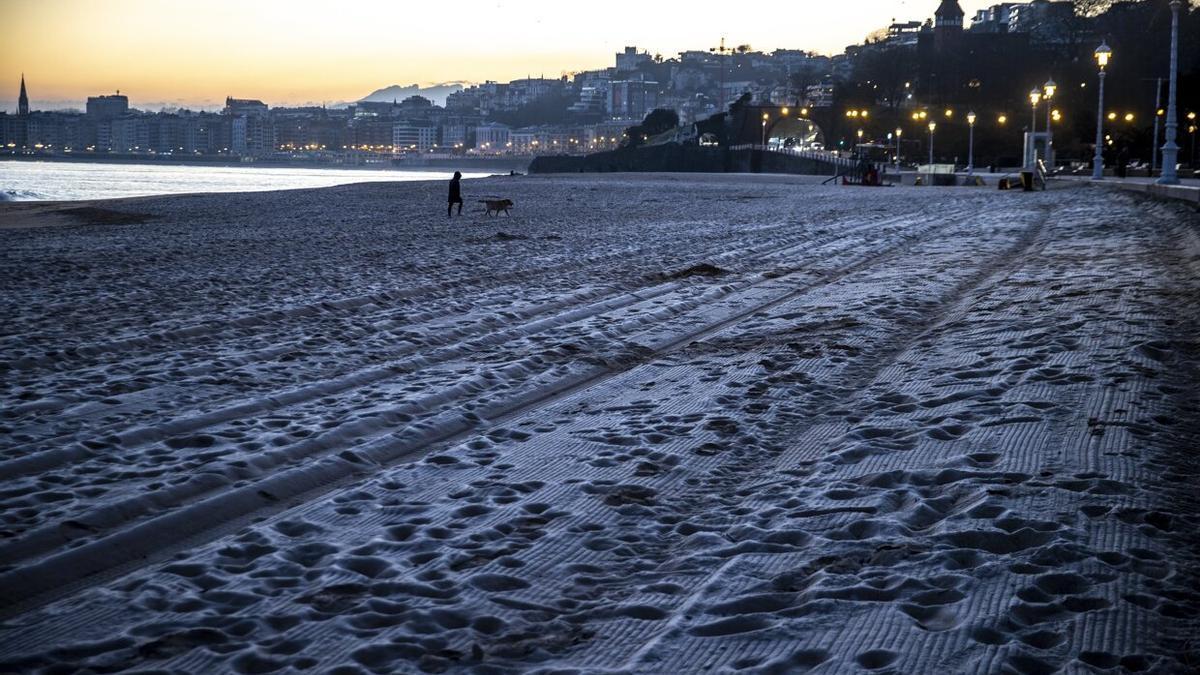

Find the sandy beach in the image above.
[{"left": 0, "top": 174, "right": 1198, "bottom": 673}]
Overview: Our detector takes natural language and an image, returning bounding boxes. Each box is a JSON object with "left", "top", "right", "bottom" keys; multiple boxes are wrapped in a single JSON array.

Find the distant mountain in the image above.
[{"left": 358, "top": 83, "right": 468, "bottom": 107}]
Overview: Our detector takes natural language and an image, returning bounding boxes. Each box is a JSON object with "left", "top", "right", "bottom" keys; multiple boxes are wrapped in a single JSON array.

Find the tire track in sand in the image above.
[
  {"left": 0, "top": 208, "right": 933, "bottom": 480},
  {"left": 0, "top": 206, "right": 969, "bottom": 612}
]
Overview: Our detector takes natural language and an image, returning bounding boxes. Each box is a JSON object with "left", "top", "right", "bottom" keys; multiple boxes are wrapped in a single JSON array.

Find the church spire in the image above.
[
  {"left": 935, "top": 0, "right": 965, "bottom": 21},
  {"left": 18, "top": 73, "right": 29, "bottom": 116},
  {"left": 935, "top": 0, "right": 965, "bottom": 27}
]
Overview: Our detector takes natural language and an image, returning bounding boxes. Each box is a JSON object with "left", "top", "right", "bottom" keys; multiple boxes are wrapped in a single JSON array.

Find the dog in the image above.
[{"left": 479, "top": 198, "right": 514, "bottom": 217}]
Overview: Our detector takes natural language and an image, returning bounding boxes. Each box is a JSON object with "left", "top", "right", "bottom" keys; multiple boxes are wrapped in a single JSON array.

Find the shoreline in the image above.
[
  {"left": 0, "top": 170, "right": 851, "bottom": 207},
  {"left": 0, "top": 159, "right": 516, "bottom": 204},
  {"left": 0, "top": 153, "right": 534, "bottom": 173}
]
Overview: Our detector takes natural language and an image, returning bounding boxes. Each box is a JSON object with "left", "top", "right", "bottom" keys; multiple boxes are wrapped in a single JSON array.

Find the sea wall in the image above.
[
  {"left": 529, "top": 144, "right": 840, "bottom": 176},
  {"left": 529, "top": 144, "right": 727, "bottom": 174},
  {"left": 727, "top": 148, "right": 840, "bottom": 176}
]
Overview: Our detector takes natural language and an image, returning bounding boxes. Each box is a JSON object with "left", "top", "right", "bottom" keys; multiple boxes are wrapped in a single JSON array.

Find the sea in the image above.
[{"left": 0, "top": 160, "right": 487, "bottom": 202}]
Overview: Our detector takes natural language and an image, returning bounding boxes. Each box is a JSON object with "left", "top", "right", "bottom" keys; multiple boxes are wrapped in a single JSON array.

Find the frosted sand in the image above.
[{"left": 0, "top": 175, "right": 1197, "bottom": 673}]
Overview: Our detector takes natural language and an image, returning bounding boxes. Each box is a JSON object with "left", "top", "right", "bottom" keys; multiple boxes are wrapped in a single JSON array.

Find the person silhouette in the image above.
[{"left": 448, "top": 171, "right": 464, "bottom": 217}]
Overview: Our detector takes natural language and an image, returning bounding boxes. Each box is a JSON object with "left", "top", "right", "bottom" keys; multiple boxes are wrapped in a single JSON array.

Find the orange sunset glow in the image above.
[{"left": 2, "top": 0, "right": 994, "bottom": 107}]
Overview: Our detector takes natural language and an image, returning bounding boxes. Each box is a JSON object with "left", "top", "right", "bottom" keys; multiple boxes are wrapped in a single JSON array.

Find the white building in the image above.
[
  {"left": 569, "top": 86, "right": 609, "bottom": 116},
  {"left": 509, "top": 128, "right": 542, "bottom": 153},
  {"left": 886, "top": 21, "right": 925, "bottom": 45},
  {"left": 608, "top": 80, "right": 661, "bottom": 119},
  {"left": 441, "top": 125, "right": 470, "bottom": 149},
  {"left": 504, "top": 78, "right": 562, "bottom": 110},
  {"left": 615, "top": 46, "right": 652, "bottom": 72},
  {"left": 110, "top": 116, "right": 150, "bottom": 152},
  {"left": 970, "top": 3, "right": 1019, "bottom": 31},
  {"left": 474, "top": 123, "right": 511, "bottom": 153},
  {"left": 392, "top": 122, "right": 437, "bottom": 152},
  {"left": 224, "top": 97, "right": 271, "bottom": 156},
  {"left": 586, "top": 120, "right": 634, "bottom": 148},
  {"left": 230, "top": 116, "right": 248, "bottom": 155}
]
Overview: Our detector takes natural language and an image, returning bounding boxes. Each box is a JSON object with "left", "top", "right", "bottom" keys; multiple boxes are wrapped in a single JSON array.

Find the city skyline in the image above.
[{"left": 1, "top": 0, "right": 999, "bottom": 110}]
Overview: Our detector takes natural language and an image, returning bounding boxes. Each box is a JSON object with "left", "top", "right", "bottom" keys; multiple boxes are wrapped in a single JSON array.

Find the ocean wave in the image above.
[{"left": 0, "top": 188, "right": 47, "bottom": 201}]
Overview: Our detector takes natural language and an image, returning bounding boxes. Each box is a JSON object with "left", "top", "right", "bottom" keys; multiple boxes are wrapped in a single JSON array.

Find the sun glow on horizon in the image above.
[{"left": 2, "top": 0, "right": 996, "bottom": 108}]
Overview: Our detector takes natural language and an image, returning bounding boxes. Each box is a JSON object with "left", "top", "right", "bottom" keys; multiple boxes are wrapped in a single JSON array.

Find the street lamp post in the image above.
[
  {"left": 1043, "top": 79, "right": 1056, "bottom": 168},
  {"left": 1092, "top": 42, "right": 1112, "bottom": 180},
  {"left": 1158, "top": 0, "right": 1182, "bottom": 185},
  {"left": 928, "top": 121, "right": 936, "bottom": 168},
  {"left": 1189, "top": 112, "right": 1198, "bottom": 168},
  {"left": 895, "top": 127, "right": 902, "bottom": 173},
  {"left": 1151, "top": 78, "right": 1163, "bottom": 173},
  {"left": 1028, "top": 88, "right": 1042, "bottom": 169},
  {"left": 967, "top": 111, "right": 977, "bottom": 176}
]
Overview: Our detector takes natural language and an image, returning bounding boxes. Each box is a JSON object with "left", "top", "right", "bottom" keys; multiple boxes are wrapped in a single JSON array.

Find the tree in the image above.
[
  {"left": 788, "top": 68, "right": 824, "bottom": 101},
  {"left": 853, "top": 46, "right": 917, "bottom": 110},
  {"left": 623, "top": 108, "right": 682, "bottom": 147},
  {"left": 641, "top": 108, "right": 680, "bottom": 136},
  {"left": 1073, "top": 0, "right": 1115, "bottom": 17}
]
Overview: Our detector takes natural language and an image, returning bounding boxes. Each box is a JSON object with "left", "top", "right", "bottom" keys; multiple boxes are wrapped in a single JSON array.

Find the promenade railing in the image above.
[{"left": 728, "top": 144, "right": 858, "bottom": 171}]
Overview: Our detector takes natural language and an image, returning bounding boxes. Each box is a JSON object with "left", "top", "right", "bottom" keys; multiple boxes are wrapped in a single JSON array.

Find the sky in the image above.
[{"left": 1, "top": 0, "right": 996, "bottom": 110}]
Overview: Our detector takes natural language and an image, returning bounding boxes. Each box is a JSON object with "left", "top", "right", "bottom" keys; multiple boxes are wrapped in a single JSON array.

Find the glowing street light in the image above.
[
  {"left": 1093, "top": 41, "right": 1112, "bottom": 179},
  {"left": 894, "top": 127, "right": 902, "bottom": 172},
  {"left": 1043, "top": 78, "right": 1057, "bottom": 165},
  {"left": 967, "top": 110, "right": 977, "bottom": 175},
  {"left": 928, "top": 120, "right": 937, "bottom": 167},
  {"left": 1188, "top": 112, "right": 1198, "bottom": 168},
  {"left": 1029, "top": 88, "right": 1042, "bottom": 169}
]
